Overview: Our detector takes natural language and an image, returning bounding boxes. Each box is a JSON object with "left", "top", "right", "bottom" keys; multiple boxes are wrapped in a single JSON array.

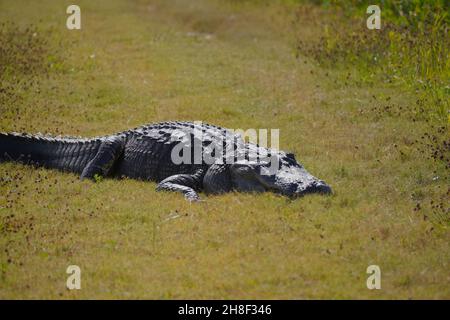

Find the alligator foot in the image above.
[
  {"left": 156, "top": 171, "right": 204, "bottom": 201},
  {"left": 80, "top": 136, "right": 125, "bottom": 180}
]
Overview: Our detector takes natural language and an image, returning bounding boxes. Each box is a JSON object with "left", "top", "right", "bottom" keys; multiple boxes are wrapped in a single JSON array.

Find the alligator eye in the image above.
[{"left": 286, "top": 152, "right": 296, "bottom": 160}]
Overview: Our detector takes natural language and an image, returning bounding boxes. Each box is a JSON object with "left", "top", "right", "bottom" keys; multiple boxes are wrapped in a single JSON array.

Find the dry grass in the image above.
[{"left": 0, "top": 0, "right": 448, "bottom": 299}]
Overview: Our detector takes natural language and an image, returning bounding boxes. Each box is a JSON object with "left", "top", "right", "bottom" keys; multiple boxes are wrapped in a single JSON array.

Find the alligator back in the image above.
[{"left": 115, "top": 121, "right": 234, "bottom": 181}]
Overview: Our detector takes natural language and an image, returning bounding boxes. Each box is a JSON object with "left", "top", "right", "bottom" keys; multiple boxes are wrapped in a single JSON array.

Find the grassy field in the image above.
[{"left": 0, "top": 0, "right": 448, "bottom": 299}]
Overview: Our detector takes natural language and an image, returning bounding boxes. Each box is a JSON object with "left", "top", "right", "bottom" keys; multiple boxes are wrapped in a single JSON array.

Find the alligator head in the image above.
[{"left": 204, "top": 151, "right": 332, "bottom": 197}]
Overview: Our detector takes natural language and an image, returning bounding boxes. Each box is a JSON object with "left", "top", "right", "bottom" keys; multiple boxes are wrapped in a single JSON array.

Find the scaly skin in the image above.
[{"left": 0, "top": 121, "right": 332, "bottom": 201}]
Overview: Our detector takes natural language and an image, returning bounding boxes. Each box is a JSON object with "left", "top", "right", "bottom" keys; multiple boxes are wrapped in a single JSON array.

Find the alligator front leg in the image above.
[
  {"left": 156, "top": 170, "right": 205, "bottom": 201},
  {"left": 203, "top": 163, "right": 232, "bottom": 194},
  {"left": 80, "top": 136, "right": 125, "bottom": 180}
]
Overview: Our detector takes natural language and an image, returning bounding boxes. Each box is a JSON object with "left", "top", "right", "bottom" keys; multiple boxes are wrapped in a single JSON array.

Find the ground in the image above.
[{"left": 0, "top": 0, "right": 448, "bottom": 299}]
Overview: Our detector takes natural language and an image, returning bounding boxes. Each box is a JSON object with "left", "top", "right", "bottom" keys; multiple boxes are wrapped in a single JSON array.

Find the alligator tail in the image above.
[{"left": 0, "top": 132, "right": 104, "bottom": 174}]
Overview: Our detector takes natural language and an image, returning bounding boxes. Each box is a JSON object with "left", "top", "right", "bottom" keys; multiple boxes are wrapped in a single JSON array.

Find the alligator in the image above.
[{"left": 0, "top": 121, "right": 331, "bottom": 201}]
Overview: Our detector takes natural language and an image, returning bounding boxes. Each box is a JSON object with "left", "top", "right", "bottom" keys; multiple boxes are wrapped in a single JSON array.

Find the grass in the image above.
[
  {"left": 295, "top": 1, "right": 449, "bottom": 119},
  {"left": 0, "top": 0, "right": 449, "bottom": 299}
]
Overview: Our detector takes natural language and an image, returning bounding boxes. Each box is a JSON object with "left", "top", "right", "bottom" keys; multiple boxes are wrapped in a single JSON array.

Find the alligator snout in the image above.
[{"left": 298, "top": 180, "right": 332, "bottom": 195}]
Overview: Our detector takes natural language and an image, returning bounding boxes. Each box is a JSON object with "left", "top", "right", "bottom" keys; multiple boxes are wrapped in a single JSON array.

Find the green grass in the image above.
[
  {"left": 294, "top": 1, "right": 449, "bottom": 121},
  {"left": 0, "top": 0, "right": 449, "bottom": 299}
]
